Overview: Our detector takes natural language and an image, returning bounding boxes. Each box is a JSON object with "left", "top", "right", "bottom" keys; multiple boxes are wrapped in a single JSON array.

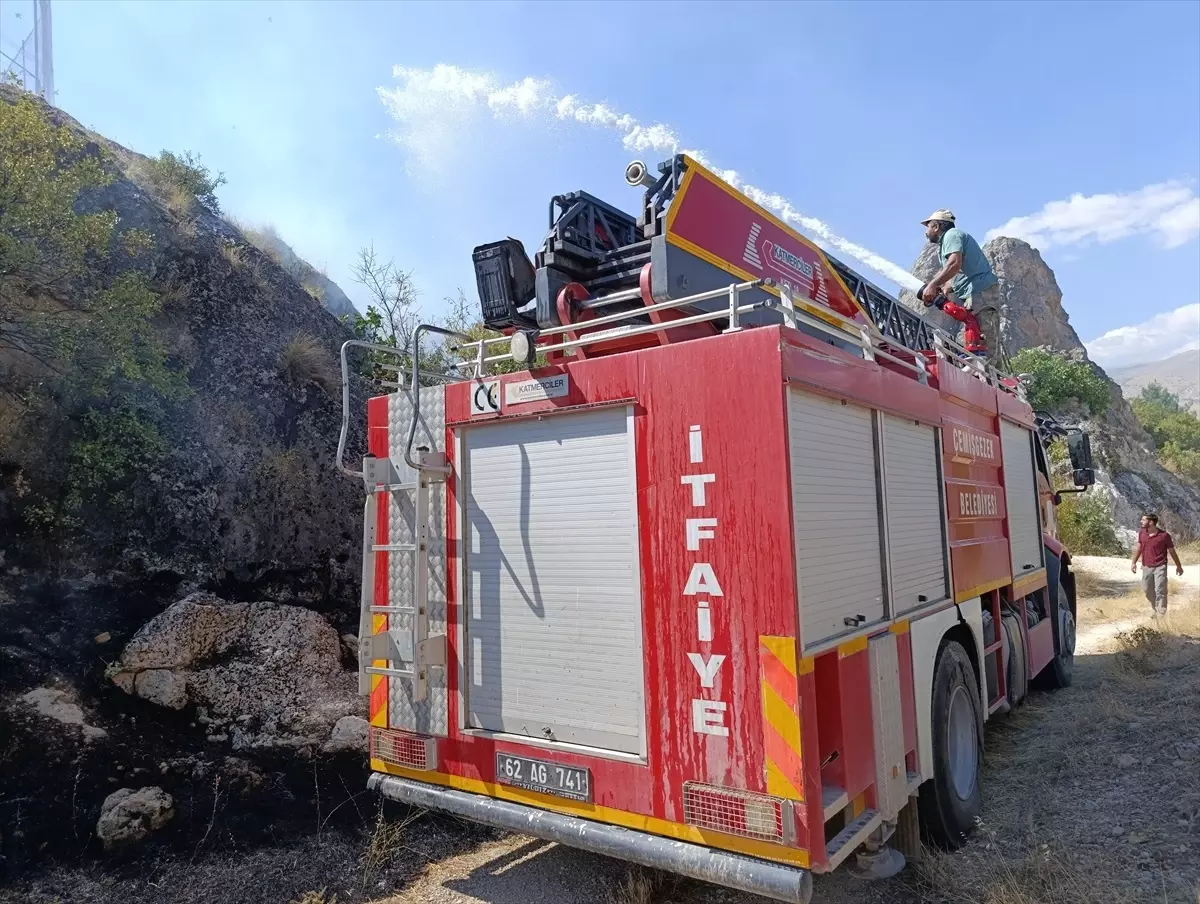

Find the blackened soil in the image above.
[{"left": 0, "top": 576, "right": 480, "bottom": 903}]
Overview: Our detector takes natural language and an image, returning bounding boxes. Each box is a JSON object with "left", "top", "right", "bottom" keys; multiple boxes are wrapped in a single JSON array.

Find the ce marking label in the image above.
[{"left": 470, "top": 379, "right": 501, "bottom": 416}]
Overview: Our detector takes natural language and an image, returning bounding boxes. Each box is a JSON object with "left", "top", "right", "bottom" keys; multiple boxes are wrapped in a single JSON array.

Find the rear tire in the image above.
[
  {"left": 1040, "top": 582, "right": 1075, "bottom": 689},
  {"left": 918, "top": 640, "right": 982, "bottom": 849}
]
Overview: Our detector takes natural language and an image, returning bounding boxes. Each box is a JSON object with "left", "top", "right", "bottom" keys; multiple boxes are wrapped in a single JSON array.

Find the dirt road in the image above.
[{"left": 373, "top": 557, "right": 1200, "bottom": 904}]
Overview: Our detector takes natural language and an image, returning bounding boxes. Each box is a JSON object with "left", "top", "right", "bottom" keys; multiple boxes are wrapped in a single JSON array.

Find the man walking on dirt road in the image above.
[
  {"left": 1131, "top": 513, "right": 1184, "bottom": 615},
  {"left": 919, "top": 209, "right": 1001, "bottom": 358}
]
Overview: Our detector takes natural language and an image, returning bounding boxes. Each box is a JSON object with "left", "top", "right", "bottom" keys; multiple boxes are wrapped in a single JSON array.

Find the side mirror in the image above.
[
  {"left": 1067, "top": 432, "right": 1094, "bottom": 472},
  {"left": 1072, "top": 468, "right": 1095, "bottom": 488}
]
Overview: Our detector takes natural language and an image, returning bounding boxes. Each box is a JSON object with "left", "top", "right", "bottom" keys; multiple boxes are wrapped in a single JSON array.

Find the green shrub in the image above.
[
  {"left": 1131, "top": 383, "right": 1200, "bottom": 487},
  {"left": 1055, "top": 491, "right": 1123, "bottom": 555},
  {"left": 64, "top": 406, "right": 166, "bottom": 516},
  {"left": 1010, "top": 348, "right": 1110, "bottom": 414},
  {"left": 0, "top": 94, "right": 182, "bottom": 403},
  {"left": 144, "top": 150, "right": 226, "bottom": 213},
  {"left": 1161, "top": 442, "right": 1200, "bottom": 485}
]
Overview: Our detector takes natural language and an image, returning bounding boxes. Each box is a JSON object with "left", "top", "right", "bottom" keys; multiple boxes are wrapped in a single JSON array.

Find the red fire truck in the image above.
[{"left": 336, "top": 155, "right": 1096, "bottom": 901}]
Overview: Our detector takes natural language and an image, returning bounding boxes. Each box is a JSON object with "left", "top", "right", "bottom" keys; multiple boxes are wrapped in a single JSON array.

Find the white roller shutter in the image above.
[
  {"left": 787, "top": 388, "right": 885, "bottom": 646},
  {"left": 882, "top": 415, "right": 949, "bottom": 611},
  {"left": 463, "top": 406, "right": 645, "bottom": 755},
  {"left": 1001, "top": 419, "right": 1043, "bottom": 578}
]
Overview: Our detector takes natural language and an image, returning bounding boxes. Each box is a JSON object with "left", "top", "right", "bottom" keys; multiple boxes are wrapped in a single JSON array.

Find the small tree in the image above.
[
  {"left": 350, "top": 245, "right": 420, "bottom": 352},
  {"left": 1010, "top": 348, "right": 1110, "bottom": 413}
]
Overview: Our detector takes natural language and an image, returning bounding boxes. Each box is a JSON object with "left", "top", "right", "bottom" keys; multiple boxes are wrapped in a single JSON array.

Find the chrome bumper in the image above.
[{"left": 368, "top": 772, "right": 812, "bottom": 903}]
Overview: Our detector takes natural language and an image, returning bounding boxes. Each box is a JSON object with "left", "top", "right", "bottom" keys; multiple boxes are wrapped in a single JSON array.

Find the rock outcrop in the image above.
[
  {"left": 109, "top": 592, "right": 363, "bottom": 754},
  {"left": 96, "top": 787, "right": 175, "bottom": 849},
  {"left": 902, "top": 236, "right": 1200, "bottom": 541}
]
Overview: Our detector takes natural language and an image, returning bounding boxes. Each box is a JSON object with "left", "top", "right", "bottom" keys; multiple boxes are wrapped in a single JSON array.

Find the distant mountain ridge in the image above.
[{"left": 1110, "top": 349, "right": 1200, "bottom": 415}]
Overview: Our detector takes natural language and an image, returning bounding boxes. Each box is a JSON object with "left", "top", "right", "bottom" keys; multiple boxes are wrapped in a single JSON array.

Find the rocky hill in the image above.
[
  {"left": 0, "top": 86, "right": 377, "bottom": 878},
  {"left": 900, "top": 237, "right": 1200, "bottom": 543},
  {"left": 0, "top": 86, "right": 365, "bottom": 598},
  {"left": 1111, "top": 349, "right": 1200, "bottom": 415}
]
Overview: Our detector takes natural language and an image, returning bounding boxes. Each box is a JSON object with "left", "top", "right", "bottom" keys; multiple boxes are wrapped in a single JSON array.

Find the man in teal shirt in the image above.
[{"left": 918, "top": 209, "right": 1001, "bottom": 358}]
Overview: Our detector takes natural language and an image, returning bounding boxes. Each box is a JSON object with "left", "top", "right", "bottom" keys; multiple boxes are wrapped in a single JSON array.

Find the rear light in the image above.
[
  {"left": 370, "top": 728, "right": 438, "bottom": 771},
  {"left": 683, "top": 782, "right": 794, "bottom": 844}
]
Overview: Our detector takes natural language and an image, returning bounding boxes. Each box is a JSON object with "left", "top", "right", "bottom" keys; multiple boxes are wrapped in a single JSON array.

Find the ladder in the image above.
[
  {"left": 825, "top": 256, "right": 945, "bottom": 353},
  {"left": 358, "top": 454, "right": 447, "bottom": 704},
  {"left": 340, "top": 330, "right": 467, "bottom": 707}
]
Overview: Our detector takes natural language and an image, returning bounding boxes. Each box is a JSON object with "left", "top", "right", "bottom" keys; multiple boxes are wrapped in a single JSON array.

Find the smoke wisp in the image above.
[{"left": 379, "top": 65, "right": 920, "bottom": 290}]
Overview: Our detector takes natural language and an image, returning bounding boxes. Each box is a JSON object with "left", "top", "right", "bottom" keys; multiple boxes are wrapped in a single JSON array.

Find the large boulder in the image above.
[
  {"left": 95, "top": 786, "right": 175, "bottom": 849},
  {"left": 109, "top": 592, "right": 363, "bottom": 753}
]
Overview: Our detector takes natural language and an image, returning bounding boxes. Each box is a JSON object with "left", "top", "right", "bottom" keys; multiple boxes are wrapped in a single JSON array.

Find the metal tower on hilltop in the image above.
[{"left": 1, "top": 0, "right": 54, "bottom": 102}]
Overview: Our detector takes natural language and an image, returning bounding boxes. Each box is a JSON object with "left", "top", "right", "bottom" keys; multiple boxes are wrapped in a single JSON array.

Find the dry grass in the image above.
[
  {"left": 277, "top": 334, "right": 336, "bottom": 394},
  {"left": 290, "top": 891, "right": 337, "bottom": 904},
  {"left": 915, "top": 840, "right": 1142, "bottom": 904},
  {"left": 125, "top": 156, "right": 191, "bottom": 215},
  {"left": 1114, "top": 624, "right": 1169, "bottom": 673},
  {"left": 607, "top": 868, "right": 679, "bottom": 904},
  {"left": 900, "top": 558, "right": 1200, "bottom": 904},
  {"left": 303, "top": 281, "right": 326, "bottom": 304},
  {"left": 1080, "top": 576, "right": 1195, "bottom": 631},
  {"left": 163, "top": 181, "right": 195, "bottom": 215},
  {"left": 1177, "top": 540, "right": 1200, "bottom": 565},
  {"left": 359, "top": 807, "right": 423, "bottom": 892},
  {"left": 220, "top": 243, "right": 247, "bottom": 270}
]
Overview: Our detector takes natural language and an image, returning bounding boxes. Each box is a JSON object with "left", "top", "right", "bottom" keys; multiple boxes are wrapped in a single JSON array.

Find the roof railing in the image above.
[{"left": 448, "top": 278, "right": 1023, "bottom": 399}]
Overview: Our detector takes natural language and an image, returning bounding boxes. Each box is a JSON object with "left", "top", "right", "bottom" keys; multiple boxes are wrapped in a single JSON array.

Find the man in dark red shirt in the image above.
[{"left": 1130, "top": 513, "right": 1184, "bottom": 615}]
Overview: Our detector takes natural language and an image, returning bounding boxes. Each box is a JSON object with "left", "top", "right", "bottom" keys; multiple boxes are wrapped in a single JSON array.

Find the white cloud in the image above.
[
  {"left": 988, "top": 182, "right": 1200, "bottom": 250},
  {"left": 1085, "top": 303, "right": 1200, "bottom": 369},
  {"left": 378, "top": 65, "right": 922, "bottom": 291}
]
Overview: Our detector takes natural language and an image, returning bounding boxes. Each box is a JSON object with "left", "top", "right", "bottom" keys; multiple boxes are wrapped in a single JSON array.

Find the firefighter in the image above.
[{"left": 919, "top": 210, "right": 1001, "bottom": 358}]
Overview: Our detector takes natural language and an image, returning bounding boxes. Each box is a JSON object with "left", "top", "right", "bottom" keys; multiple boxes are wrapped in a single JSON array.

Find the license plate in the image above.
[{"left": 495, "top": 753, "right": 591, "bottom": 802}]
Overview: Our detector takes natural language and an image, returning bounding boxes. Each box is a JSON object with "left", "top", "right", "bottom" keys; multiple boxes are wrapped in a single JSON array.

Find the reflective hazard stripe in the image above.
[{"left": 759, "top": 636, "right": 804, "bottom": 801}]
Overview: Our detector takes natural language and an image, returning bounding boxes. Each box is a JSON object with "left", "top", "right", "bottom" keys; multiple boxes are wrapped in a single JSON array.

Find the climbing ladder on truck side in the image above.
[{"left": 337, "top": 331, "right": 465, "bottom": 718}]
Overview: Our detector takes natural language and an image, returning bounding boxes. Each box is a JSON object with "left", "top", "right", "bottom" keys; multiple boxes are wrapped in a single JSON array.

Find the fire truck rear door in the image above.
[{"left": 461, "top": 405, "right": 646, "bottom": 756}]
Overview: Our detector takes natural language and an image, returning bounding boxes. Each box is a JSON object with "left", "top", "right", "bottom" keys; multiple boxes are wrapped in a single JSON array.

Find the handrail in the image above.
[
  {"left": 338, "top": 339, "right": 412, "bottom": 480},
  {"left": 450, "top": 276, "right": 1019, "bottom": 395},
  {"left": 454, "top": 279, "right": 773, "bottom": 368},
  {"left": 405, "top": 324, "right": 471, "bottom": 473}
]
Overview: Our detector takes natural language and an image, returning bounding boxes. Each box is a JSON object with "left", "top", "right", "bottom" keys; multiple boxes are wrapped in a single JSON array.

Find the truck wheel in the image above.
[
  {"left": 918, "top": 640, "right": 982, "bottom": 849},
  {"left": 1040, "top": 582, "right": 1075, "bottom": 689}
]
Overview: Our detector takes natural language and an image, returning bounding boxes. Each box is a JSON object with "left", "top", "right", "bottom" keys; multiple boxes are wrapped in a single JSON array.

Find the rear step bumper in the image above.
[{"left": 369, "top": 773, "right": 812, "bottom": 904}]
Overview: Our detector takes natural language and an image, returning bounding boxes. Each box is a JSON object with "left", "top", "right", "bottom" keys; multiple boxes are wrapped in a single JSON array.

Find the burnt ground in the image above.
[
  {"left": 0, "top": 574, "right": 444, "bottom": 904},
  {"left": 2, "top": 560, "right": 1198, "bottom": 904}
]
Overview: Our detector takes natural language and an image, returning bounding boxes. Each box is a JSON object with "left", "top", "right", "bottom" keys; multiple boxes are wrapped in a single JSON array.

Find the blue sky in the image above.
[{"left": 4, "top": 0, "right": 1198, "bottom": 368}]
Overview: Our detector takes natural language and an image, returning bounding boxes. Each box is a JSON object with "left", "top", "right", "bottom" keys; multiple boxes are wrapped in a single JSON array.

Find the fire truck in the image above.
[{"left": 336, "top": 155, "right": 1096, "bottom": 902}]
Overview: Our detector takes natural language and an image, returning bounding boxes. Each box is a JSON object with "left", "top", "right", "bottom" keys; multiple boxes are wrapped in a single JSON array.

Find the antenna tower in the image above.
[{"left": 1, "top": 0, "right": 54, "bottom": 102}]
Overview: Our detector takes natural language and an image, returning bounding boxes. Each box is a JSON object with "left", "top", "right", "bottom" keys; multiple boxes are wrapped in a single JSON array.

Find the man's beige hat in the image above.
[{"left": 921, "top": 208, "right": 956, "bottom": 225}]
